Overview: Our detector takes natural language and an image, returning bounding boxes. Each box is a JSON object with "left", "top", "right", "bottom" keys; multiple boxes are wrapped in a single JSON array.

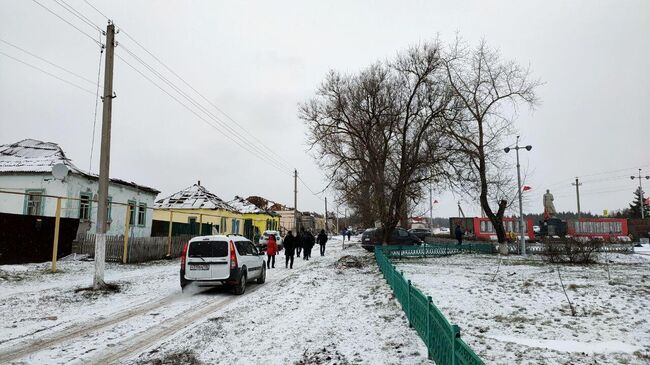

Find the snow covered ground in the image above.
[
  {"left": 395, "top": 248, "right": 650, "bottom": 364},
  {"left": 0, "top": 236, "right": 430, "bottom": 364}
]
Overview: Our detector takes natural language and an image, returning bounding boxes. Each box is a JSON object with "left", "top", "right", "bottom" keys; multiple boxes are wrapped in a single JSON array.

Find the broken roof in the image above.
[
  {"left": 154, "top": 184, "right": 237, "bottom": 211},
  {"left": 228, "top": 195, "right": 277, "bottom": 215},
  {"left": 0, "top": 139, "right": 160, "bottom": 194}
]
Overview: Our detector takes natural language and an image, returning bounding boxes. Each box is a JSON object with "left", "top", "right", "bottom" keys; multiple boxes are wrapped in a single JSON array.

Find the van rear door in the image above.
[{"left": 186, "top": 240, "right": 229, "bottom": 280}]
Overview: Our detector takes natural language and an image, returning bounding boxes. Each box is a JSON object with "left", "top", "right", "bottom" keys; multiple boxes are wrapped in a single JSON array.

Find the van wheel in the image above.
[
  {"left": 257, "top": 265, "right": 266, "bottom": 284},
  {"left": 233, "top": 272, "right": 247, "bottom": 295}
]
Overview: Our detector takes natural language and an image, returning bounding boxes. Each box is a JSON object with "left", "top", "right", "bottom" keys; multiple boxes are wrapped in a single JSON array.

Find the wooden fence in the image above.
[{"left": 74, "top": 233, "right": 193, "bottom": 263}]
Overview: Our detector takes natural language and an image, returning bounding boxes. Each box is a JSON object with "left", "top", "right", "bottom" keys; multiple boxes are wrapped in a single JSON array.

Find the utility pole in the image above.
[
  {"left": 94, "top": 22, "right": 115, "bottom": 289},
  {"left": 293, "top": 169, "right": 298, "bottom": 232},
  {"left": 324, "top": 197, "right": 328, "bottom": 233},
  {"left": 572, "top": 178, "right": 582, "bottom": 219},
  {"left": 631, "top": 169, "right": 650, "bottom": 219},
  {"left": 504, "top": 136, "right": 532, "bottom": 257},
  {"left": 429, "top": 184, "right": 433, "bottom": 230}
]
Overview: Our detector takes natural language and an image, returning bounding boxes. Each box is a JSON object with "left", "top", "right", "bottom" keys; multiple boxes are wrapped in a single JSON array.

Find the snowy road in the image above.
[{"left": 1, "top": 237, "right": 430, "bottom": 364}]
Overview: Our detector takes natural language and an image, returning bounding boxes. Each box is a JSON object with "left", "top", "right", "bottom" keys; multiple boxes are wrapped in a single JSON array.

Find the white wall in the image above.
[{"left": 0, "top": 173, "right": 158, "bottom": 237}]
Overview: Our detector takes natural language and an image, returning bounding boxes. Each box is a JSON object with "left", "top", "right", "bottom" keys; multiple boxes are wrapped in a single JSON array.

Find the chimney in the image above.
[{"left": 197, "top": 180, "right": 201, "bottom": 186}]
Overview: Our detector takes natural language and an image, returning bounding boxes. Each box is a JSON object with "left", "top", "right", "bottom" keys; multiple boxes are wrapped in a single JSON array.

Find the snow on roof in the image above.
[
  {"left": 227, "top": 195, "right": 268, "bottom": 214},
  {"left": 0, "top": 139, "right": 160, "bottom": 194},
  {"left": 154, "top": 184, "right": 237, "bottom": 211}
]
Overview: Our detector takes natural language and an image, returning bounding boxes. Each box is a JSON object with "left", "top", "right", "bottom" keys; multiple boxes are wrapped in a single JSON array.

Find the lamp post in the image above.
[
  {"left": 631, "top": 169, "right": 650, "bottom": 219},
  {"left": 504, "top": 136, "right": 532, "bottom": 256}
]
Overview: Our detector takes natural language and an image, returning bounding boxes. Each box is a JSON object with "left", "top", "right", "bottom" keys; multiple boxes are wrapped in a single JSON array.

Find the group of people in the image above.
[{"left": 264, "top": 229, "right": 329, "bottom": 269}]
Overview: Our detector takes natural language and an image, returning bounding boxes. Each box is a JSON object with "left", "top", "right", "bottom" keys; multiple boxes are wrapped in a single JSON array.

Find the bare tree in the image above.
[
  {"left": 441, "top": 39, "right": 541, "bottom": 243},
  {"left": 300, "top": 41, "right": 454, "bottom": 243}
]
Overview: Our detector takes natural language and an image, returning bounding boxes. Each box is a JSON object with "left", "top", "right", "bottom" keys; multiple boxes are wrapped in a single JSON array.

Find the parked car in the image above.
[
  {"left": 257, "top": 230, "right": 283, "bottom": 251},
  {"left": 408, "top": 228, "right": 432, "bottom": 241},
  {"left": 361, "top": 227, "right": 422, "bottom": 251},
  {"left": 180, "top": 235, "right": 266, "bottom": 295}
]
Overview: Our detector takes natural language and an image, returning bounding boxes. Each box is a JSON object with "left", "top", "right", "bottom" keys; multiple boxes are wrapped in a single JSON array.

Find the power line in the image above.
[
  {"left": 0, "top": 38, "right": 100, "bottom": 86},
  {"left": 52, "top": 0, "right": 103, "bottom": 32},
  {"left": 0, "top": 51, "right": 96, "bottom": 95},
  {"left": 297, "top": 175, "right": 325, "bottom": 201},
  {"left": 31, "top": 0, "right": 103, "bottom": 47},
  {"left": 82, "top": 0, "right": 110, "bottom": 20},
  {"left": 89, "top": 31, "right": 104, "bottom": 172},
  {"left": 115, "top": 53, "right": 292, "bottom": 176},
  {"left": 116, "top": 43, "right": 292, "bottom": 174}
]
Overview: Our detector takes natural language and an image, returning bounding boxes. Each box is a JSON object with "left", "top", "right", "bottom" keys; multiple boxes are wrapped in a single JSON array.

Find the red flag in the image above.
[
  {"left": 522, "top": 185, "right": 532, "bottom": 192},
  {"left": 644, "top": 198, "right": 650, "bottom": 205}
]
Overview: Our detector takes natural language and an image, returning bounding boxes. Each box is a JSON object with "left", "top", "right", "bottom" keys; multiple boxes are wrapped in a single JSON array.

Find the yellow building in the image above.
[
  {"left": 227, "top": 196, "right": 280, "bottom": 240},
  {"left": 152, "top": 183, "right": 241, "bottom": 235}
]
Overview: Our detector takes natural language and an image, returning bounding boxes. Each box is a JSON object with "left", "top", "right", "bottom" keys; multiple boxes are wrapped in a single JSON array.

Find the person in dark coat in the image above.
[
  {"left": 283, "top": 231, "right": 296, "bottom": 269},
  {"left": 317, "top": 229, "right": 328, "bottom": 256},
  {"left": 303, "top": 230, "right": 315, "bottom": 260},
  {"left": 295, "top": 230, "right": 303, "bottom": 257},
  {"left": 266, "top": 234, "right": 278, "bottom": 269},
  {"left": 455, "top": 224, "right": 463, "bottom": 245},
  {"left": 347, "top": 229, "right": 351, "bottom": 241}
]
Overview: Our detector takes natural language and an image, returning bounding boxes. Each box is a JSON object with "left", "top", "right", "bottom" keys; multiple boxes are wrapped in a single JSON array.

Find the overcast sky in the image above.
[{"left": 1, "top": 0, "right": 648, "bottom": 218}]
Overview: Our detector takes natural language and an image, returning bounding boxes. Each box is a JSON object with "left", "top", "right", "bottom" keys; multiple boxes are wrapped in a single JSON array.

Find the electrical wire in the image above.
[
  {"left": 89, "top": 31, "right": 104, "bottom": 173},
  {"left": 117, "top": 44, "right": 292, "bottom": 174},
  {"left": 52, "top": 0, "right": 103, "bottom": 32},
  {"left": 0, "top": 38, "right": 99, "bottom": 86},
  {"left": 31, "top": 0, "right": 103, "bottom": 47},
  {"left": 116, "top": 53, "right": 292, "bottom": 176},
  {"left": 0, "top": 51, "right": 96, "bottom": 95}
]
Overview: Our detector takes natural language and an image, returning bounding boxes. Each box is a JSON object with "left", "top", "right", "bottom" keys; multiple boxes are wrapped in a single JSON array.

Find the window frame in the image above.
[
  {"left": 79, "top": 192, "right": 92, "bottom": 221},
  {"left": 24, "top": 189, "right": 45, "bottom": 216},
  {"left": 127, "top": 200, "right": 136, "bottom": 226},
  {"left": 137, "top": 202, "right": 147, "bottom": 227}
]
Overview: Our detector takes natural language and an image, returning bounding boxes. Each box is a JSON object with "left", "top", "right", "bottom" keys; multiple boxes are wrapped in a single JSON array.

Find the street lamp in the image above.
[
  {"left": 504, "top": 136, "right": 532, "bottom": 256},
  {"left": 631, "top": 169, "right": 650, "bottom": 219}
]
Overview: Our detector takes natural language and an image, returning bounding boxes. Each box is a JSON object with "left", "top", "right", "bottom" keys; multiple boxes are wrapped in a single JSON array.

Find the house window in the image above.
[
  {"left": 107, "top": 196, "right": 112, "bottom": 221},
  {"left": 232, "top": 219, "right": 239, "bottom": 234},
  {"left": 220, "top": 217, "right": 227, "bottom": 233},
  {"left": 137, "top": 203, "right": 146, "bottom": 226},
  {"left": 79, "top": 192, "right": 92, "bottom": 220},
  {"left": 128, "top": 200, "right": 136, "bottom": 226},
  {"left": 24, "top": 190, "right": 44, "bottom": 216}
]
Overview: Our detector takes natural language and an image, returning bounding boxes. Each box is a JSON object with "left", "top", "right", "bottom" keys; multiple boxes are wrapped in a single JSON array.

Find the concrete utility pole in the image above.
[
  {"left": 572, "top": 178, "right": 582, "bottom": 219},
  {"left": 631, "top": 169, "right": 650, "bottom": 219},
  {"left": 324, "top": 197, "right": 328, "bottom": 233},
  {"left": 293, "top": 169, "right": 298, "bottom": 232},
  {"left": 429, "top": 184, "right": 433, "bottom": 230},
  {"left": 94, "top": 22, "right": 116, "bottom": 289}
]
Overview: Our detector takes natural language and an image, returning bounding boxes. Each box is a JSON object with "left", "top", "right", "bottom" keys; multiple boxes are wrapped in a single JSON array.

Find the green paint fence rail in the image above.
[{"left": 375, "top": 246, "right": 485, "bottom": 365}]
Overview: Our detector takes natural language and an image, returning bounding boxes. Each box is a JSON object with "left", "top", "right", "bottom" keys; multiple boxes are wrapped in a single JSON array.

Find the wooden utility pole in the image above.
[
  {"left": 94, "top": 22, "right": 115, "bottom": 289},
  {"left": 324, "top": 197, "right": 328, "bottom": 233},
  {"left": 293, "top": 169, "right": 298, "bottom": 232}
]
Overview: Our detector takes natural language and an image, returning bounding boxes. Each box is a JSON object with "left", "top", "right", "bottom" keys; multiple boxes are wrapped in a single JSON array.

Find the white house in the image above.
[{"left": 0, "top": 139, "right": 160, "bottom": 237}]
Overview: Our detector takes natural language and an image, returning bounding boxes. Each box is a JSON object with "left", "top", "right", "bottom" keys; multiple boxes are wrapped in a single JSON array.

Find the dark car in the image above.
[
  {"left": 361, "top": 227, "right": 422, "bottom": 251},
  {"left": 408, "top": 228, "right": 432, "bottom": 241}
]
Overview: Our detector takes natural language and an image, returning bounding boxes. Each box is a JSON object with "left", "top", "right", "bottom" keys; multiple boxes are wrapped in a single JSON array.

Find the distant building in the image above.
[
  {"left": 0, "top": 139, "right": 159, "bottom": 237},
  {"left": 227, "top": 196, "right": 280, "bottom": 240}
]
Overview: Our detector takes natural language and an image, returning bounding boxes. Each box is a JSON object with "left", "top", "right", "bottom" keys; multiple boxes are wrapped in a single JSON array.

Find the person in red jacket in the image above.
[{"left": 266, "top": 234, "right": 278, "bottom": 269}]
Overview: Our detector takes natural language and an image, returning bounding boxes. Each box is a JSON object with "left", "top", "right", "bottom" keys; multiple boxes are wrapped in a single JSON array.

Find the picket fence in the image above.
[{"left": 75, "top": 233, "right": 192, "bottom": 263}]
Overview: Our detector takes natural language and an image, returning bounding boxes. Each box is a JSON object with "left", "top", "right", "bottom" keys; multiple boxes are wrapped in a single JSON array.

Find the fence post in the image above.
[
  {"left": 167, "top": 210, "right": 174, "bottom": 257},
  {"left": 51, "top": 197, "right": 62, "bottom": 273},
  {"left": 122, "top": 204, "right": 131, "bottom": 264},
  {"left": 407, "top": 279, "right": 412, "bottom": 327},
  {"left": 427, "top": 296, "right": 432, "bottom": 360},
  {"left": 451, "top": 324, "right": 460, "bottom": 365},
  {"left": 199, "top": 213, "right": 203, "bottom": 235}
]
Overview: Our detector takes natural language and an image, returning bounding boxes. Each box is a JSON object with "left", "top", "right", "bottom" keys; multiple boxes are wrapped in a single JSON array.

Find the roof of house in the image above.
[
  {"left": 0, "top": 139, "right": 160, "bottom": 194},
  {"left": 228, "top": 195, "right": 277, "bottom": 216},
  {"left": 154, "top": 184, "right": 237, "bottom": 211}
]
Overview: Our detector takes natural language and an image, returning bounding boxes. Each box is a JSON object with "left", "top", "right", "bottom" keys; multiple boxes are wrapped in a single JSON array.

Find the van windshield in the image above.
[{"left": 188, "top": 241, "right": 228, "bottom": 257}]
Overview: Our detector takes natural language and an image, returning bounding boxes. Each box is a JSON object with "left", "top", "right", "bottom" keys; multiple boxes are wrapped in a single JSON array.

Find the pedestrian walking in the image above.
[
  {"left": 347, "top": 229, "right": 351, "bottom": 241},
  {"left": 283, "top": 231, "right": 296, "bottom": 269},
  {"left": 266, "top": 234, "right": 278, "bottom": 269},
  {"left": 295, "top": 230, "right": 303, "bottom": 258},
  {"left": 317, "top": 229, "right": 328, "bottom": 256},
  {"left": 303, "top": 230, "right": 315, "bottom": 260},
  {"left": 455, "top": 224, "right": 463, "bottom": 245}
]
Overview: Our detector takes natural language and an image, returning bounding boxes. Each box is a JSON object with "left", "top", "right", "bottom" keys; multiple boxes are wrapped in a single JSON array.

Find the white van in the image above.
[{"left": 180, "top": 235, "right": 266, "bottom": 294}]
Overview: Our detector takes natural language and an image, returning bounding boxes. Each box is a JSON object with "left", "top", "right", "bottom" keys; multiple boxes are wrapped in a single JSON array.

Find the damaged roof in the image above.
[
  {"left": 0, "top": 139, "right": 160, "bottom": 194},
  {"left": 227, "top": 195, "right": 277, "bottom": 215},
  {"left": 154, "top": 184, "right": 237, "bottom": 211}
]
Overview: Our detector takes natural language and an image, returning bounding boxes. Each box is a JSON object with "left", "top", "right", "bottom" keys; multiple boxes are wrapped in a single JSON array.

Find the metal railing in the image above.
[{"left": 375, "top": 246, "right": 485, "bottom": 365}]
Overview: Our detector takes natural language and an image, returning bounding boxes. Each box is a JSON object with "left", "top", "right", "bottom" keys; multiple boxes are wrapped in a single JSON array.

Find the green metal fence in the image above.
[{"left": 375, "top": 246, "right": 485, "bottom": 365}]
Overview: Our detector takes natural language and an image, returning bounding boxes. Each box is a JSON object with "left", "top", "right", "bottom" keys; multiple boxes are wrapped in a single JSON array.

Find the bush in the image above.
[{"left": 542, "top": 238, "right": 602, "bottom": 264}]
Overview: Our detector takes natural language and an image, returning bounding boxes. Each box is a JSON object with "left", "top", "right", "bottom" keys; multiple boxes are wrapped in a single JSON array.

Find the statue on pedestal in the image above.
[{"left": 543, "top": 189, "right": 557, "bottom": 220}]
